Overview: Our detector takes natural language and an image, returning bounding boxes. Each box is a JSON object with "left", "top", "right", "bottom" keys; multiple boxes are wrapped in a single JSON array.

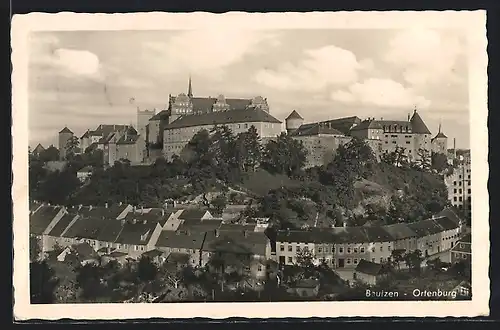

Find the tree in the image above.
[
  {"left": 210, "top": 194, "right": 227, "bottom": 217},
  {"left": 431, "top": 152, "right": 449, "bottom": 173},
  {"left": 235, "top": 125, "right": 263, "bottom": 172},
  {"left": 295, "top": 246, "right": 315, "bottom": 270},
  {"left": 403, "top": 249, "right": 424, "bottom": 275},
  {"left": 30, "top": 236, "right": 42, "bottom": 262},
  {"left": 38, "top": 146, "right": 60, "bottom": 163},
  {"left": 30, "top": 260, "right": 59, "bottom": 303},
  {"left": 390, "top": 249, "right": 406, "bottom": 270},
  {"left": 262, "top": 132, "right": 307, "bottom": 177},
  {"left": 75, "top": 264, "right": 105, "bottom": 300},
  {"left": 415, "top": 148, "right": 431, "bottom": 171},
  {"left": 137, "top": 255, "right": 158, "bottom": 282},
  {"left": 65, "top": 136, "right": 80, "bottom": 160}
]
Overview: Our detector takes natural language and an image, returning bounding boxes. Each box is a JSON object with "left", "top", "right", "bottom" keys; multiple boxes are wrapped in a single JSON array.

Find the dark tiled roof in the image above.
[
  {"left": 437, "top": 208, "right": 462, "bottom": 226},
  {"left": 59, "top": 127, "right": 73, "bottom": 134},
  {"left": 203, "top": 231, "right": 268, "bottom": 256},
  {"left": 433, "top": 216, "right": 460, "bottom": 231},
  {"left": 63, "top": 216, "right": 108, "bottom": 239},
  {"left": 142, "top": 249, "right": 165, "bottom": 258},
  {"left": 96, "top": 220, "right": 124, "bottom": 242},
  {"left": 72, "top": 242, "right": 99, "bottom": 259},
  {"left": 47, "top": 213, "right": 77, "bottom": 237},
  {"left": 433, "top": 132, "right": 448, "bottom": 140},
  {"left": 350, "top": 119, "right": 384, "bottom": 131},
  {"left": 355, "top": 259, "right": 386, "bottom": 276},
  {"left": 149, "top": 109, "right": 170, "bottom": 121},
  {"left": 406, "top": 219, "right": 444, "bottom": 237},
  {"left": 97, "top": 133, "right": 115, "bottom": 144},
  {"left": 276, "top": 229, "right": 333, "bottom": 244},
  {"left": 156, "top": 231, "right": 206, "bottom": 250},
  {"left": 286, "top": 110, "right": 303, "bottom": 120},
  {"left": 108, "top": 251, "right": 128, "bottom": 258},
  {"left": 460, "top": 233, "right": 471, "bottom": 243},
  {"left": 33, "top": 144, "right": 45, "bottom": 153},
  {"left": 30, "top": 201, "right": 42, "bottom": 212},
  {"left": 382, "top": 223, "right": 417, "bottom": 240},
  {"left": 93, "top": 124, "right": 131, "bottom": 137},
  {"left": 164, "top": 107, "right": 282, "bottom": 130},
  {"left": 125, "top": 209, "right": 168, "bottom": 224},
  {"left": 117, "top": 134, "right": 140, "bottom": 145},
  {"left": 178, "top": 219, "right": 222, "bottom": 232},
  {"left": 30, "top": 206, "right": 62, "bottom": 235},
  {"left": 356, "top": 226, "right": 395, "bottom": 242},
  {"left": 78, "top": 166, "right": 93, "bottom": 173},
  {"left": 317, "top": 116, "right": 362, "bottom": 135},
  {"left": 291, "top": 123, "right": 344, "bottom": 137},
  {"left": 114, "top": 221, "right": 158, "bottom": 245},
  {"left": 410, "top": 111, "right": 431, "bottom": 134},
  {"left": 219, "top": 223, "right": 257, "bottom": 232},
  {"left": 178, "top": 209, "right": 210, "bottom": 221},
  {"left": 451, "top": 241, "right": 471, "bottom": 254}
]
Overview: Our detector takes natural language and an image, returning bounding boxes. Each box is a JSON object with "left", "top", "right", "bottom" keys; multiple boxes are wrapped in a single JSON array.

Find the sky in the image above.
[{"left": 28, "top": 28, "right": 470, "bottom": 149}]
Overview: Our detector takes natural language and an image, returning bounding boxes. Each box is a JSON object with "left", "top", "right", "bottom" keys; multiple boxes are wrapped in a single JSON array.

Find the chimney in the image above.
[
  {"left": 78, "top": 204, "right": 83, "bottom": 210},
  {"left": 243, "top": 230, "right": 248, "bottom": 238},
  {"left": 173, "top": 200, "right": 177, "bottom": 208},
  {"left": 132, "top": 218, "right": 137, "bottom": 224},
  {"left": 215, "top": 229, "right": 220, "bottom": 238},
  {"left": 121, "top": 219, "right": 126, "bottom": 226},
  {"left": 89, "top": 205, "right": 93, "bottom": 211},
  {"left": 162, "top": 209, "right": 165, "bottom": 216},
  {"left": 105, "top": 203, "right": 108, "bottom": 209},
  {"left": 119, "top": 202, "right": 122, "bottom": 206},
  {"left": 407, "top": 113, "right": 410, "bottom": 122},
  {"left": 141, "top": 206, "right": 144, "bottom": 214},
  {"left": 143, "top": 220, "right": 147, "bottom": 224}
]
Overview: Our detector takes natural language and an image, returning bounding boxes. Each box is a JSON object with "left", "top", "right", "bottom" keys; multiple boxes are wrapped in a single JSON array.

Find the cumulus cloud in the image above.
[
  {"left": 384, "top": 28, "right": 465, "bottom": 87},
  {"left": 253, "top": 45, "right": 367, "bottom": 91},
  {"left": 331, "top": 78, "right": 431, "bottom": 108},
  {"left": 144, "top": 29, "right": 279, "bottom": 74}
]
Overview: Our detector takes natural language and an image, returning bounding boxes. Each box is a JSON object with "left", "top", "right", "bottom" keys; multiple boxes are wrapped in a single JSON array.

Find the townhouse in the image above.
[{"left": 450, "top": 233, "right": 471, "bottom": 263}]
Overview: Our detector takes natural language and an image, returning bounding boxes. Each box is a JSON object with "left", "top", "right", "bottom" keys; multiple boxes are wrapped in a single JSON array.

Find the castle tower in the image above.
[
  {"left": 431, "top": 122, "right": 448, "bottom": 155},
  {"left": 58, "top": 126, "right": 74, "bottom": 160},
  {"left": 410, "top": 109, "right": 432, "bottom": 154},
  {"left": 187, "top": 75, "right": 193, "bottom": 98},
  {"left": 285, "top": 110, "right": 304, "bottom": 135},
  {"left": 136, "top": 106, "right": 156, "bottom": 140}
]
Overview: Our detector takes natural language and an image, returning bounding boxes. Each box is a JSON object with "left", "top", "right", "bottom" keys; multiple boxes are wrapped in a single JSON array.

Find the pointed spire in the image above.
[{"left": 187, "top": 75, "right": 193, "bottom": 98}]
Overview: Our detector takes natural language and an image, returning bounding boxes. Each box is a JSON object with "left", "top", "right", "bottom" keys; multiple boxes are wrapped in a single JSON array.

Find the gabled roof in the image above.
[
  {"left": 149, "top": 109, "right": 170, "bottom": 121},
  {"left": 410, "top": 110, "right": 431, "bottom": 134},
  {"left": 164, "top": 107, "right": 282, "bottom": 130},
  {"left": 117, "top": 134, "right": 140, "bottom": 145},
  {"left": 178, "top": 219, "right": 223, "bottom": 232},
  {"left": 382, "top": 223, "right": 417, "bottom": 240},
  {"left": 47, "top": 212, "right": 77, "bottom": 237},
  {"left": 406, "top": 219, "right": 444, "bottom": 237},
  {"left": 286, "top": 110, "right": 303, "bottom": 120},
  {"left": 355, "top": 259, "right": 387, "bottom": 276},
  {"left": 316, "top": 116, "right": 362, "bottom": 135},
  {"left": 178, "top": 209, "right": 210, "bottom": 221},
  {"left": 71, "top": 242, "right": 99, "bottom": 260},
  {"left": 290, "top": 123, "right": 345, "bottom": 137},
  {"left": 203, "top": 230, "right": 268, "bottom": 256},
  {"left": 350, "top": 119, "right": 384, "bottom": 131},
  {"left": 433, "top": 132, "right": 448, "bottom": 140},
  {"left": 142, "top": 249, "right": 166, "bottom": 258},
  {"left": 30, "top": 206, "right": 62, "bottom": 235},
  {"left": 59, "top": 127, "right": 73, "bottom": 134},
  {"left": 95, "top": 220, "right": 124, "bottom": 242},
  {"left": 33, "top": 144, "right": 45, "bottom": 153},
  {"left": 156, "top": 230, "right": 206, "bottom": 250},
  {"left": 170, "top": 96, "right": 254, "bottom": 114},
  {"left": 63, "top": 216, "right": 109, "bottom": 239},
  {"left": 437, "top": 208, "right": 463, "bottom": 226},
  {"left": 114, "top": 221, "right": 158, "bottom": 245}
]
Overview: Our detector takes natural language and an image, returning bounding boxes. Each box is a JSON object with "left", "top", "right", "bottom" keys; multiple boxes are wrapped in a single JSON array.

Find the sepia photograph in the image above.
[{"left": 12, "top": 11, "right": 489, "bottom": 319}]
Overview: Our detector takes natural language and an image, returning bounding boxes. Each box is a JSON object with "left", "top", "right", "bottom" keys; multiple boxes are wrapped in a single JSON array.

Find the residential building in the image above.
[
  {"left": 286, "top": 279, "right": 320, "bottom": 298},
  {"left": 155, "top": 230, "right": 207, "bottom": 267},
  {"left": 32, "top": 143, "right": 45, "bottom": 157},
  {"left": 450, "top": 233, "right": 471, "bottom": 264},
  {"left": 444, "top": 161, "right": 472, "bottom": 219},
  {"left": 76, "top": 166, "right": 93, "bottom": 182},
  {"left": 353, "top": 259, "right": 390, "bottom": 286},
  {"left": 382, "top": 223, "right": 418, "bottom": 252}
]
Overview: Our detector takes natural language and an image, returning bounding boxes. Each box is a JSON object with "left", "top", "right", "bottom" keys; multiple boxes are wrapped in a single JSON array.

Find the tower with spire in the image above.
[
  {"left": 431, "top": 121, "right": 448, "bottom": 155},
  {"left": 187, "top": 75, "right": 193, "bottom": 98}
]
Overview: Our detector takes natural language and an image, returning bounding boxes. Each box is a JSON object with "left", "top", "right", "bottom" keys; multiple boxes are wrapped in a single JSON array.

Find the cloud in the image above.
[
  {"left": 253, "top": 45, "right": 365, "bottom": 91},
  {"left": 331, "top": 78, "right": 431, "bottom": 108},
  {"left": 143, "top": 29, "right": 279, "bottom": 75},
  {"left": 384, "top": 28, "right": 465, "bottom": 87},
  {"left": 53, "top": 49, "right": 101, "bottom": 76}
]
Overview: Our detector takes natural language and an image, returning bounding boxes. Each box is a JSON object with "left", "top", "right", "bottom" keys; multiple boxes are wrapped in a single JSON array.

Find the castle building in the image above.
[
  {"left": 431, "top": 123, "right": 448, "bottom": 155},
  {"left": 285, "top": 109, "right": 435, "bottom": 168},
  {"left": 136, "top": 77, "right": 278, "bottom": 161},
  {"left": 58, "top": 126, "right": 74, "bottom": 160}
]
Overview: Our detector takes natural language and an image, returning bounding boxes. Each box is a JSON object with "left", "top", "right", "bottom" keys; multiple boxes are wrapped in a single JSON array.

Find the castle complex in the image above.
[{"left": 53, "top": 77, "right": 450, "bottom": 168}]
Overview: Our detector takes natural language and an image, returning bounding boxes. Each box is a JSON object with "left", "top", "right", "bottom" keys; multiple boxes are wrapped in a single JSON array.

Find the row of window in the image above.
[
  {"left": 284, "top": 256, "right": 388, "bottom": 266},
  {"left": 453, "top": 188, "right": 472, "bottom": 195},
  {"left": 453, "top": 180, "right": 471, "bottom": 186},
  {"left": 73, "top": 238, "right": 146, "bottom": 251},
  {"left": 280, "top": 244, "right": 391, "bottom": 254},
  {"left": 453, "top": 196, "right": 472, "bottom": 202}
]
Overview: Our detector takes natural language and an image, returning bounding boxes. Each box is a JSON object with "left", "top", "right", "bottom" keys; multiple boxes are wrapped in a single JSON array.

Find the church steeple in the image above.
[{"left": 187, "top": 75, "right": 193, "bottom": 98}]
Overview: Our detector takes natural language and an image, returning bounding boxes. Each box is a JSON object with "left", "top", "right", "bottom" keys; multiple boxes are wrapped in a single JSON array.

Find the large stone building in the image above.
[
  {"left": 431, "top": 123, "right": 448, "bottom": 155},
  {"left": 135, "top": 77, "right": 280, "bottom": 161},
  {"left": 286, "top": 109, "right": 437, "bottom": 168},
  {"left": 444, "top": 161, "right": 472, "bottom": 219}
]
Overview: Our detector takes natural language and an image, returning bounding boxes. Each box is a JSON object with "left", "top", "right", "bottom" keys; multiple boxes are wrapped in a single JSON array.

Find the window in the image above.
[
  {"left": 371, "top": 246, "right": 375, "bottom": 252},
  {"left": 353, "top": 248, "right": 358, "bottom": 253},
  {"left": 380, "top": 246, "right": 383, "bottom": 252},
  {"left": 454, "top": 189, "right": 457, "bottom": 194},
  {"left": 288, "top": 245, "right": 292, "bottom": 252},
  {"left": 318, "top": 247, "right": 323, "bottom": 253},
  {"left": 287, "top": 257, "right": 292, "bottom": 263},
  {"left": 388, "top": 246, "right": 392, "bottom": 251},
  {"left": 406, "top": 141, "right": 411, "bottom": 144},
  {"left": 380, "top": 257, "right": 384, "bottom": 263},
  {"left": 468, "top": 189, "right": 471, "bottom": 194},
  {"left": 353, "top": 258, "right": 359, "bottom": 265},
  {"left": 459, "top": 189, "right": 462, "bottom": 194},
  {"left": 459, "top": 181, "right": 462, "bottom": 186},
  {"left": 258, "top": 265, "right": 262, "bottom": 272},
  {"left": 280, "top": 245, "right": 284, "bottom": 252},
  {"left": 360, "top": 247, "right": 365, "bottom": 253},
  {"left": 459, "top": 197, "right": 463, "bottom": 202},
  {"left": 454, "top": 181, "right": 457, "bottom": 186},
  {"left": 454, "top": 197, "right": 457, "bottom": 201},
  {"left": 372, "top": 258, "right": 375, "bottom": 262},
  {"left": 339, "top": 247, "right": 344, "bottom": 253},
  {"left": 346, "top": 258, "right": 352, "bottom": 264},
  {"left": 347, "top": 247, "right": 351, "bottom": 253}
]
